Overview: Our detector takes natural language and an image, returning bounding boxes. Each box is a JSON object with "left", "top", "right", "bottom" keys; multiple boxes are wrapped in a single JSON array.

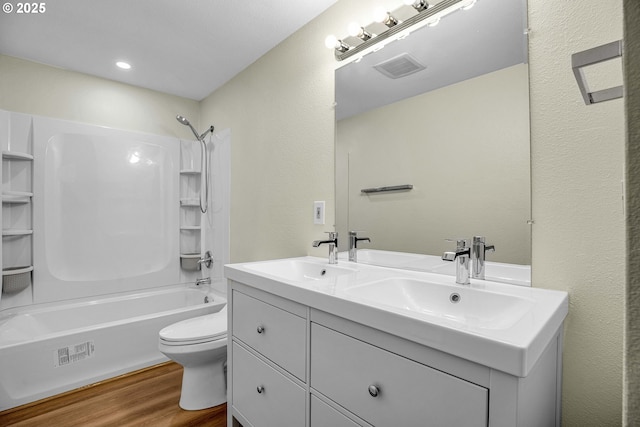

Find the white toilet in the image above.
[{"left": 158, "top": 306, "right": 228, "bottom": 410}]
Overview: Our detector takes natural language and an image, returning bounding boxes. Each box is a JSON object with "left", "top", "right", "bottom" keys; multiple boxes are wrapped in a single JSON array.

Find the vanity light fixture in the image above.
[
  {"left": 324, "top": 35, "right": 351, "bottom": 52},
  {"left": 462, "top": 0, "right": 477, "bottom": 10},
  {"left": 348, "top": 22, "right": 373, "bottom": 41},
  {"left": 373, "top": 8, "right": 399, "bottom": 28},
  {"left": 403, "top": 0, "right": 430, "bottom": 12},
  {"left": 327, "top": 0, "right": 473, "bottom": 61}
]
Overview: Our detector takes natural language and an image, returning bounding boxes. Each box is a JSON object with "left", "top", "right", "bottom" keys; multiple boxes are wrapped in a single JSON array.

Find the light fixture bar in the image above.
[{"left": 334, "top": 0, "right": 464, "bottom": 61}]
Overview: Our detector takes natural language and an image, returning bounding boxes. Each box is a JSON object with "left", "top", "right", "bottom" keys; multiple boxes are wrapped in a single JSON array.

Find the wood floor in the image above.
[{"left": 0, "top": 362, "right": 227, "bottom": 427}]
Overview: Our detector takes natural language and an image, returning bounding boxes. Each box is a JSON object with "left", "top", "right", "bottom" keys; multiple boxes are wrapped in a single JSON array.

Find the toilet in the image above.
[{"left": 158, "top": 306, "right": 227, "bottom": 410}]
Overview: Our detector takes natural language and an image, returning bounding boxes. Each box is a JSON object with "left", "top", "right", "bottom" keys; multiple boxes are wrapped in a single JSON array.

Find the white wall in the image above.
[
  {"left": 0, "top": 55, "right": 200, "bottom": 139},
  {"left": 529, "top": 0, "right": 624, "bottom": 424}
]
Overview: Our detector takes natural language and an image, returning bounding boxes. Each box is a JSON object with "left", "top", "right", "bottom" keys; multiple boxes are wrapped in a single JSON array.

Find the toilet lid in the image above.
[{"left": 159, "top": 307, "right": 227, "bottom": 343}]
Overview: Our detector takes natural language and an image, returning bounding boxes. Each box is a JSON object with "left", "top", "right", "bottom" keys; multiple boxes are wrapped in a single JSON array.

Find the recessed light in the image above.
[{"left": 116, "top": 61, "right": 132, "bottom": 70}]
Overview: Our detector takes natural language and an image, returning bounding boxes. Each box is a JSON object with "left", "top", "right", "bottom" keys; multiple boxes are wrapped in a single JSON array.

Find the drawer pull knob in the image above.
[
  {"left": 257, "top": 385, "right": 265, "bottom": 394},
  {"left": 257, "top": 325, "right": 265, "bottom": 334},
  {"left": 368, "top": 385, "right": 380, "bottom": 397}
]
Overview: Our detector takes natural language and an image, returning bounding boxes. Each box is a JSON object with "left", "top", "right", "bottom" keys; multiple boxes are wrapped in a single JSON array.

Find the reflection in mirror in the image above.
[{"left": 335, "top": 0, "right": 531, "bottom": 265}]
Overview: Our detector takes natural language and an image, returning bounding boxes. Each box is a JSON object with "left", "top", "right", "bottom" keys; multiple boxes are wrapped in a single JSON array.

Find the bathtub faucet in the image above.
[{"left": 195, "top": 277, "right": 211, "bottom": 287}]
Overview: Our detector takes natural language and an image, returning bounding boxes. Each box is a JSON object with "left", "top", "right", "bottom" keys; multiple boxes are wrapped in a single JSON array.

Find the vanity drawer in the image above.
[
  {"left": 311, "top": 395, "right": 369, "bottom": 427},
  {"left": 232, "top": 342, "right": 305, "bottom": 427},
  {"left": 310, "top": 324, "right": 488, "bottom": 427},
  {"left": 232, "top": 290, "right": 306, "bottom": 380}
]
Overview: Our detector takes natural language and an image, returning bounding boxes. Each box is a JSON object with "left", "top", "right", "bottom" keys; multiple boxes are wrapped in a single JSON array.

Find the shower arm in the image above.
[{"left": 198, "top": 126, "right": 215, "bottom": 142}]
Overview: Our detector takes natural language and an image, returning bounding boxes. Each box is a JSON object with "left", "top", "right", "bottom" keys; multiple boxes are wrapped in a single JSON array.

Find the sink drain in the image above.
[{"left": 449, "top": 293, "right": 461, "bottom": 303}]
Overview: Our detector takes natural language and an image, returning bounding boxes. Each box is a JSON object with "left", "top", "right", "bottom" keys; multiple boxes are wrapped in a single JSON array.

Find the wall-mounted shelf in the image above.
[
  {"left": 180, "top": 226, "right": 201, "bottom": 231},
  {"left": 180, "top": 169, "right": 201, "bottom": 175},
  {"left": 180, "top": 198, "right": 200, "bottom": 207},
  {"left": 2, "top": 191, "right": 33, "bottom": 204},
  {"left": 2, "top": 229, "right": 33, "bottom": 236},
  {"left": 2, "top": 265, "right": 33, "bottom": 294},
  {"left": 361, "top": 184, "right": 413, "bottom": 194},
  {"left": 2, "top": 151, "right": 33, "bottom": 161}
]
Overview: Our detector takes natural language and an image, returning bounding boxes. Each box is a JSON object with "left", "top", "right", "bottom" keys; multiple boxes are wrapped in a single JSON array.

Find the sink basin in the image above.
[
  {"left": 244, "top": 259, "right": 357, "bottom": 282},
  {"left": 344, "top": 277, "right": 535, "bottom": 330},
  {"left": 225, "top": 256, "right": 569, "bottom": 377}
]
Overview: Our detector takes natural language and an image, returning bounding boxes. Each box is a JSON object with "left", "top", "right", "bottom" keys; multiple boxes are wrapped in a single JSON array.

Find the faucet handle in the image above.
[
  {"left": 443, "top": 238, "right": 470, "bottom": 261},
  {"left": 473, "top": 236, "right": 495, "bottom": 253},
  {"left": 442, "top": 251, "right": 457, "bottom": 262},
  {"left": 445, "top": 238, "right": 469, "bottom": 250}
]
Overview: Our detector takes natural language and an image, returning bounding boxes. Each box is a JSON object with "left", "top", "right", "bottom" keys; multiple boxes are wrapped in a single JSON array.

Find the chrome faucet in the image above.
[
  {"left": 313, "top": 232, "right": 338, "bottom": 264},
  {"left": 442, "top": 239, "right": 471, "bottom": 285},
  {"left": 195, "top": 277, "right": 211, "bottom": 286},
  {"left": 472, "top": 236, "right": 495, "bottom": 280},
  {"left": 348, "top": 231, "right": 371, "bottom": 262}
]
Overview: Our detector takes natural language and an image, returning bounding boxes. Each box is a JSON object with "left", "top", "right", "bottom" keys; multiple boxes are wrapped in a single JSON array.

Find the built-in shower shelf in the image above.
[
  {"left": 2, "top": 191, "right": 33, "bottom": 204},
  {"left": 2, "top": 229, "right": 33, "bottom": 236},
  {"left": 180, "top": 198, "right": 200, "bottom": 207},
  {"left": 180, "top": 226, "right": 201, "bottom": 231},
  {"left": 2, "top": 151, "right": 33, "bottom": 161},
  {"left": 180, "top": 169, "right": 201, "bottom": 175}
]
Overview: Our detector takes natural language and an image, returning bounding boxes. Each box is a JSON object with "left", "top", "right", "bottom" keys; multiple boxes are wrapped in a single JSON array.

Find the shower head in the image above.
[
  {"left": 176, "top": 115, "right": 190, "bottom": 126},
  {"left": 176, "top": 115, "right": 215, "bottom": 141},
  {"left": 176, "top": 115, "right": 201, "bottom": 141}
]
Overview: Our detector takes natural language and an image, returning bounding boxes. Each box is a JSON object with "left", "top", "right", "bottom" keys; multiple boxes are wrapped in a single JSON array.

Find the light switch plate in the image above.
[{"left": 314, "top": 201, "right": 325, "bottom": 225}]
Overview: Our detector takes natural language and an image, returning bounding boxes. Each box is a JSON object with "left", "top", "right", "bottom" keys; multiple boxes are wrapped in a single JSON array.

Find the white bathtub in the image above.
[{"left": 0, "top": 285, "right": 226, "bottom": 411}]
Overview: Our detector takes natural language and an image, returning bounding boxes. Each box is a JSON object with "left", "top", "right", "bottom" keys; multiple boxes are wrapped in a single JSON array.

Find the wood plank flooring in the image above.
[{"left": 0, "top": 362, "right": 227, "bottom": 427}]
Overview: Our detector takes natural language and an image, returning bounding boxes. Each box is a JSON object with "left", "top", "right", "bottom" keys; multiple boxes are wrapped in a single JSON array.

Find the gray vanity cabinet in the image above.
[{"left": 227, "top": 280, "right": 562, "bottom": 427}]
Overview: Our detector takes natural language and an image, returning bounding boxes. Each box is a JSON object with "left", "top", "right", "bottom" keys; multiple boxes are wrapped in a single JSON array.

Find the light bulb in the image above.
[
  {"left": 324, "top": 35, "right": 350, "bottom": 52},
  {"left": 324, "top": 35, "right": 339, "bottom": 49},
  {"left": 347, "top": 22, "right": 361, "bottom": 37},
  {"left": 373, "top": 8, "right": 398, "bottom": 27},
  {"left": 347, "top": 22, "right": 372, "bottom": 40},
  {"left": 373, "top": 7, "right": 388, "bottom": 23}
]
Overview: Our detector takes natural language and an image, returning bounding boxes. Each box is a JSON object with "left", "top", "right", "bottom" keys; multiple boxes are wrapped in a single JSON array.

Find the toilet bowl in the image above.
[{"left": 158, "top": 305, "right": 227, "bottom": 410}]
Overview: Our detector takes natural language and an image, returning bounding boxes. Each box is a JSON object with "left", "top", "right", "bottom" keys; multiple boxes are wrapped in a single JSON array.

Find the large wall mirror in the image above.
[{"left": 335, "top": 0, "right": 531, "bottom": 265}]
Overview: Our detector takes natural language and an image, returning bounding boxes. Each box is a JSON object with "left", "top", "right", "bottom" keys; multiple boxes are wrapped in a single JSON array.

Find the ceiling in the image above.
[{"left": 0, "top": 0, "right": 338, "bottom": 101}]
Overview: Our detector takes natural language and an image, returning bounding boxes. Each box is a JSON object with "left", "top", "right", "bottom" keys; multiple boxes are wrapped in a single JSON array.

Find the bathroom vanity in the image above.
[{"left": 225, "top": 257, "right": 567, "bottom": 427}]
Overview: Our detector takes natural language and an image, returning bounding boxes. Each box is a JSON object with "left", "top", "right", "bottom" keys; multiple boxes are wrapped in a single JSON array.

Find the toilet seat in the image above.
[{"left": 159, "top": 307, "right": 227, "bottom": 346}]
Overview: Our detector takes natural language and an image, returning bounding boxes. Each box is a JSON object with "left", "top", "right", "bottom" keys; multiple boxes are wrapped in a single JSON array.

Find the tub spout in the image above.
[{"left": 195, "top": 277, "right": 211, "bottom": 286}]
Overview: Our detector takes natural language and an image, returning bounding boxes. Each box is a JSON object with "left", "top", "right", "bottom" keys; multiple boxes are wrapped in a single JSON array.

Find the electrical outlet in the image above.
[{"left": 314, "top": 201, "right": 325, "bottom": 225}]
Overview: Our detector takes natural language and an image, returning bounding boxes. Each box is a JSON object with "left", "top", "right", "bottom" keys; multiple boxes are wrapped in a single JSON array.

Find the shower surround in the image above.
[{"left": 0, "top": 110, "right": 230, "bottom": 410}]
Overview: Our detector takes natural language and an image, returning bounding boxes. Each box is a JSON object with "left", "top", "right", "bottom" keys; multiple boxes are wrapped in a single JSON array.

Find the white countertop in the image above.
[{"left": 224, "top": 256, "right": 568, "bottom": 377}]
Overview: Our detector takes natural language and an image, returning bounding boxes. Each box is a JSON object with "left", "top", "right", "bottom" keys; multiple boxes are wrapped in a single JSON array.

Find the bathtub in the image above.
[{"left": 0, "top": 285, "right": 226, "bottom": 411}]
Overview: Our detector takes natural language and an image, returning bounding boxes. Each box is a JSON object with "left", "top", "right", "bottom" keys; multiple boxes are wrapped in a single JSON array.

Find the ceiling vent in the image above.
[{"left": 373, "top": 53, "right": 426, "bottom": 79}]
